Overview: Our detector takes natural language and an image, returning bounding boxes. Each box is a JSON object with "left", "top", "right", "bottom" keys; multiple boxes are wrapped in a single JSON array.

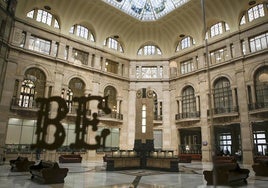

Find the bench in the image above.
[
  {"left": 252, "top": 156, "right": 268, "bottom": 176},
  {"left": 178, "top": 155, "right": 192, "bottom": 163},
  {"left": 9, "top": 156, "right": 35, "bottom": 172},
  {"left": 59, "top": 154, "right": 82, "bottom": 163},
  {"left": 203, "top": 162, "right": 249, "bottom": 185},
  {"left": 213, "top": 156, "right": 236, "bottom": 163},
  {"left": 29, "top": 160, "right": 68, "bottom": 184}
]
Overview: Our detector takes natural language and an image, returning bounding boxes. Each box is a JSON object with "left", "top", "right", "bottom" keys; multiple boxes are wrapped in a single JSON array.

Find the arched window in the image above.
[
  {"left": 104, "top": 86, "right": 117, "bottom": 113},
  {"left": 19, "top": 68, "right": 46, "bottom": 107},
  {"left": 26, "top": 9, "right": 60, "bottom": 29},
  {"left": 104, "top": 37, "right": 124, "bottom": 53},
  {"left": 137, "top": 44, "right": 162, "bottom": 56},
  {"left": 254, "top": 67, "right": 268, "bottom": 108},
  {"left": 153, "top": 91, "right": 162, "bottom": 120},
  {"left": 213, "top": 77, "right": 233, "bottom": 114},
  {"left": 176, "top": 36, "right": 195, "bottom": 51},
  {"left": 240, "top": 3, "right": 266, "bottom": 25},
  {"left": 249, "top": 32, "right": 268, "bottom": 53},
  {"left": 182, "top": 86, "right": 196, "bottom": 117},
  {"left": 69, "top": 24, "right": 95, "bottom": 42},
  {"left": 67, "top": 78, "right": 85, "bottom": 112},
  {"left": 19, "top": 80, "right": 35, "bottom": 108},
  {"left": 205, "top": 22, "right": 230, "bottom": 39}
]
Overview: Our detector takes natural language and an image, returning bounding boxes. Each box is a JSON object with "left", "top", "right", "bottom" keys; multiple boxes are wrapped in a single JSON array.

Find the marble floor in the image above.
[{"left": 0, "top": 160, "right": 267, "bottom": 188}]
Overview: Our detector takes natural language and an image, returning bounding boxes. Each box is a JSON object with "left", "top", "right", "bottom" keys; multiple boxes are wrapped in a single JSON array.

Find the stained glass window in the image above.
[{"left": 103, "top": 0, "right": 190, "bottom": 21}]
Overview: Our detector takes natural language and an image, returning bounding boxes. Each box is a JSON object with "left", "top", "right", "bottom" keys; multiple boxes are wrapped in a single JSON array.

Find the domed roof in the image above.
[{"left": 15, "top": 0, "right": 251, "bottom": 58}]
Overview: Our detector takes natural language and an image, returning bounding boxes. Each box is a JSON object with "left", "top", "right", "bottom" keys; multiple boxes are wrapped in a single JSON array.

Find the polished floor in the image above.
[{"left": 0, "top": 160, "right": 267, "bottom": 188}]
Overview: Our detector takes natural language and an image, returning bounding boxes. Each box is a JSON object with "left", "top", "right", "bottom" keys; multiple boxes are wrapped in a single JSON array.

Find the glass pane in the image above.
[
  {"left": 27, "top": 10, "right": 34, "bottom": 18},
  {"left": 8, "top": 118, "right": 22, "bottom": 125},
  {"left": 103, "top": 0, "right": 189, "bottom": 21},
  {"left": 22, "top": 119, "right": 35, "bottom": 126},
  {"left": 6, "top": 124, "right": 20, "bottom": 144},
  {"left": 257, "top": 134, "right": 265, "bottom": 138},
  {"left": 142, "top": 126, "right": 146, "bottom": 133},
  {"left": 21, "top": 126, "right": 34, "bottom": 144}
]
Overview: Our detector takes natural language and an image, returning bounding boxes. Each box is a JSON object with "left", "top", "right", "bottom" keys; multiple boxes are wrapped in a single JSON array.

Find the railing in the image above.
[
  {"left": 4, "top": 144, "right": 86, "bottom": 153},
  {"left": 96, "top": 147, "right": 119, "bottom": 153},
  {"left": 254, "top": 144, "right": 268, "bottom": 156},
  {"left": 207, "top": 106, "right": 239, "bottom": 115},
  {"left": 248, "top": 102, "right": 268, "bottom": 111},
  {"left": 154, "top": 115, "right": 162, "bottom": 121},
  {"left": 179, "top": 144, "right": 202, "bottom": 154},
  {"left": 5, "top": 144, "right": 35, "bottom": 154},
  {"left": 56, "top": 146, "right": 86, "bottom": 153},
  {"left": 10, "top": 97, "right": 39, "bottom": 110},
  {"left": 67, "top": 103, "right": 92, "bottom": 116},
  {"left": 175, "top": 111, "right": 200, "bottom": 120},
  {"left": 98, "top": 111, "right": 123, "bottom": 120}
]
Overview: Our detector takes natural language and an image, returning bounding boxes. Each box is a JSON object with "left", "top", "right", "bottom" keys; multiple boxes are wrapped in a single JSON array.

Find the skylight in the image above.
[{"left": 103, "top": 0, "right": 190, "bottom": 21}]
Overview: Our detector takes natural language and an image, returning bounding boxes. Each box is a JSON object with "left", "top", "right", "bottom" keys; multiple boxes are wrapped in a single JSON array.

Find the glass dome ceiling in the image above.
[{"left": 103, "top": 0, "right": 190, "bottom": 21}]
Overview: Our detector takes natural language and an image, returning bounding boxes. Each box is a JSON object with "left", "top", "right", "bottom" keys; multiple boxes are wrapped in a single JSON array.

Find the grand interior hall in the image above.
[{"left": 0, "top": 0, "right": 268, "bottom": 187}]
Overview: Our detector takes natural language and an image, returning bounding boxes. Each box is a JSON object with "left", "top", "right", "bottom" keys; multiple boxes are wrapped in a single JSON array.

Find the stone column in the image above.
[
  {"left": 162, "top": 84, "right": 173, "bottom": 150},
  {"left": 16, "top": 78, "right": 23, "bottom": 100},
  {"left": 179, "top": 99, "right": 182, "bottom": 114},
  {"left": 196, "top": 95, "right": 200, "bottom": 112},
  {"left": 199, "top": 72, "right": 212, "bottom": 162},
  {"left": 24, "top": 31, "right": 31, "bottom": 49},
  {"left": 235, "top": 63, "right": 253, "bottom": 164},
  {"left": 226, "top": 44, "right": 232, "bottom": 61},
  {"left": 157, "top": 66, "right": 161, "bottom": 78},
  {"left": 57, "top": 42, "right": 66, "bottom": 60},
  {"left": 169, "top": 86, "right": 178, "bottom": 154},
  {"left": 44, "top": 84, "right": 50, "bottom": 98},
  {"left": 88, "top": 54, "right": 93, "bottom": 67},
  {"left": 116, "top": 99, "right": 120, "bottom": 114},
  {"left": 44, "top": 64, "right": 64, "bottom": 161},
  {"left": 123, "top": 83, "right": 136, "bottom": 149},
  {"left": 0, "top": 61, "right": 18, "bottom": 158},
  {"left": 86, "top": 73, "right": 101, "bottom": 159},
  {"left": 250, "top": 83, "right": 256, "bottom": 104},
  {"left": 157, "top": 101, "right": 161, "bottom": 118},
  {"left": 195, "top": 55, "right": 199, "bottom": 70},
  {"left": 118, "top": 62, "right": 122, "bottom": 76},
  {"left": 231, "top": 87, "right": 237, "bottom": 107},
  {"left": 233, "top": 40, "right": 243, "bottom": 58},
  {"left": 243, "top": 37, "right": 250, "bottom": 55},
  {"left": 101, "top": 57, "right": 106, "bottom": 71},
  {"left": 94, "top": 55, "right": 101, "bottom": 70},
  {"left": 197, "top": 50, "right": 206, "bottom": 69},
  {"left": 209, "top": 92, "right": 214, "bottom": 110},
  {"left": 68, "top": 46, "right": 73, "bottom": 62},
  {"left": 50, "top": 40, "right": 56, "bottom": 56}
]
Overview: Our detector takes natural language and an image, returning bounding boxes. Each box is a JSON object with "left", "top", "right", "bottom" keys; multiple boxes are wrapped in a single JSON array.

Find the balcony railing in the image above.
[
  {"left": 207, "top": 106, "right": 239, "bottom": 116},
  {"left": 11, "top": 98, "right": 124, "bottom": 120},
  {"left": 98, "top": 111, "right": 123, "bottom": 120},
  {"left": 254, "top": 144, "right": 268, "bottom": 156},
  {"left": 10, "top": 97, "right": 39, "bottom": 110},
  {"left": 154, "top": 114, "right": 163, "bottom": 121},
  {"left": 67, "top": 103, "right": 91, "bottom": 116},
  {"left": 179, "top": 144, "right": 202, "bottom": 154},
  {"left": 175, "top": 111, "right": 200, "bottom": 120},
  {"left": 248, "top": 102, "right": 268, "bottom": 111}
]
